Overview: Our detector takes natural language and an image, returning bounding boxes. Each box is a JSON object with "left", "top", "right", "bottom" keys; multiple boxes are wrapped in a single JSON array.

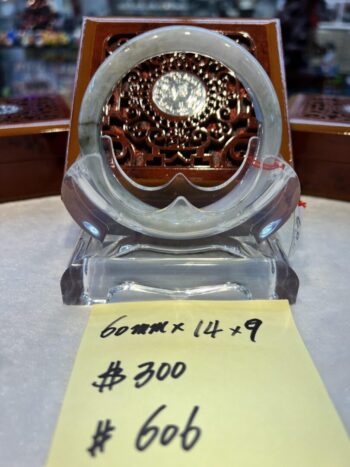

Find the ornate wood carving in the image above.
[{"left": 100, "top": 33, "right": 259, "bottom": 187}]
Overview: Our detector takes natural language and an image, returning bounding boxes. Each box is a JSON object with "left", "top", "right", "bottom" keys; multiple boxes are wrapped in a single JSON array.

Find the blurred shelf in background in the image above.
[
  {"left": 1, "top": 0, "right": 350, "bottom": 102},
  {"left": 0, "top": 94, "right": 69, "bottom": 202}
]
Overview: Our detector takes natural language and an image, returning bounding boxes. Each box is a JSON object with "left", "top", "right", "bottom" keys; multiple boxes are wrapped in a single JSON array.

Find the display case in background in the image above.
[
  {"left": 0, "top": 94, "right": 69, "bottom": 201},
  {"left": 289, "top": 93, "right": 350, "bottom": 201},
  {"left": 0, "top": 0, "right": 80, "bottom": 102},
  {"left": 0, "top": 0, "right": 78, "bottom": 201}
]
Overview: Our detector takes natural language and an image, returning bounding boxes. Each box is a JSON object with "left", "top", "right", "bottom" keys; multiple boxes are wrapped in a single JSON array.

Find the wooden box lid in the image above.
[
  {"left": 289, "top": 94, "right": 350, "bottom": 135},
  {"left": 0, "top": 95, "right": 70, "bottom": 137}
]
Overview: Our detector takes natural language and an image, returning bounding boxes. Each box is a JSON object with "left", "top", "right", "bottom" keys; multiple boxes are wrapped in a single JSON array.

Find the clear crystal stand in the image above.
[{"left": 61, "top": 224, "right": 300, "bottom": 305}]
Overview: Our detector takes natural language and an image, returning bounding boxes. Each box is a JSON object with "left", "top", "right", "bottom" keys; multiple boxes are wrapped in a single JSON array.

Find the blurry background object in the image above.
[
  {"left": 278, "top": 0, "right": 350, "bottom": 96},
  {"left": 278, "top": 0, "right": 327, "bottom": 92},
  {"left": 0, "top": 0, "right": 79, "bottom": 103},
  {"left": 289, "top": 93, "right": 350, "bottom": 201},
  {"left": 19, "top": 0, "right": 57, "bottom": 31},
  {"left": 1, "top": 0, "right": 350, "bottom": 100},
  {"left": 0, "top": 94, "right": 69, "bottom": 202}
]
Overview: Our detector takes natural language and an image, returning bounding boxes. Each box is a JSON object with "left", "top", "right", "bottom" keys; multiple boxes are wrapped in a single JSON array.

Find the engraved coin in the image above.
[{"left": 152, "top": 71, "right": 206, "bottom": 117}]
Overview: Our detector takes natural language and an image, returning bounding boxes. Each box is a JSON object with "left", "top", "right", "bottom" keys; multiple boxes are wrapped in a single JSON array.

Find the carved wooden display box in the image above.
[
  {"left": 0, "top": 95, "right": 69, "bottom": 202},
  {"left": 66, "top": 17, "right": 293, "bottom": 189},
  {"left": 289, "top": 94, "right": 350, "bottom": 201}
]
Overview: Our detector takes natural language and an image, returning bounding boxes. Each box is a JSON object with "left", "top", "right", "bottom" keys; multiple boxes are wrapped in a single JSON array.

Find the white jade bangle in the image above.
[{"left": 74, "top": 26, "right": 287, "bottom": 240}]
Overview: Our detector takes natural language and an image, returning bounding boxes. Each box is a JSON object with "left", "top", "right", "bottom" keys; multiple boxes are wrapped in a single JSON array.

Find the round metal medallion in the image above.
[{"left": 152, "top": 71, "right": 207, "bottom": 117}]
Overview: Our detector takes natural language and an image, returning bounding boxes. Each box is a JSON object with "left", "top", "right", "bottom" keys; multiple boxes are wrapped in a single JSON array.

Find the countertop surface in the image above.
[{"left": 1, "top": 195, "right": 349, "bottom": 466}]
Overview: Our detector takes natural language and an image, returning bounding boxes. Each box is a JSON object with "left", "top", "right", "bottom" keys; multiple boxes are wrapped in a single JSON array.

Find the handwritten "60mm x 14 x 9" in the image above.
[{"left": 100, "top": 315, "right": 263, "bottom": 342}]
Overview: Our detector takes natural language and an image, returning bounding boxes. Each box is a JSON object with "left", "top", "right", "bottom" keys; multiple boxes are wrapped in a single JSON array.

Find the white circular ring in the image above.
[{"left": 78, "top": 26, "right": 282, "bottom": 239}]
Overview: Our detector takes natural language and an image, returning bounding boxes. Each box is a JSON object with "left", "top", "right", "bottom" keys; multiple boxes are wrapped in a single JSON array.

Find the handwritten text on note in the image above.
[{"left": 47, "top": 300, "right": 350, "bottom": 467}]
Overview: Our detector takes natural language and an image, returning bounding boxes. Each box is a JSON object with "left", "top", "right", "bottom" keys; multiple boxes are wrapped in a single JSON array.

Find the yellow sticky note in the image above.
[{"left": 47, "top": 300, "right": 349, "bottom": 466}]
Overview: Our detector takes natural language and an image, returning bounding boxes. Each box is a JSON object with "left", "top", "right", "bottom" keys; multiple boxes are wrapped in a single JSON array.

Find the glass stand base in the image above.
[{"left": 61, "top": 231, "right": 299, "bottom": 305}]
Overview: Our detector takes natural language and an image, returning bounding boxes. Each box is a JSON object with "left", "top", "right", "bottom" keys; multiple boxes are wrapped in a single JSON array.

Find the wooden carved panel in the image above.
[{"left": 100, "top": 32, "right": 259, "bottom": 187}]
